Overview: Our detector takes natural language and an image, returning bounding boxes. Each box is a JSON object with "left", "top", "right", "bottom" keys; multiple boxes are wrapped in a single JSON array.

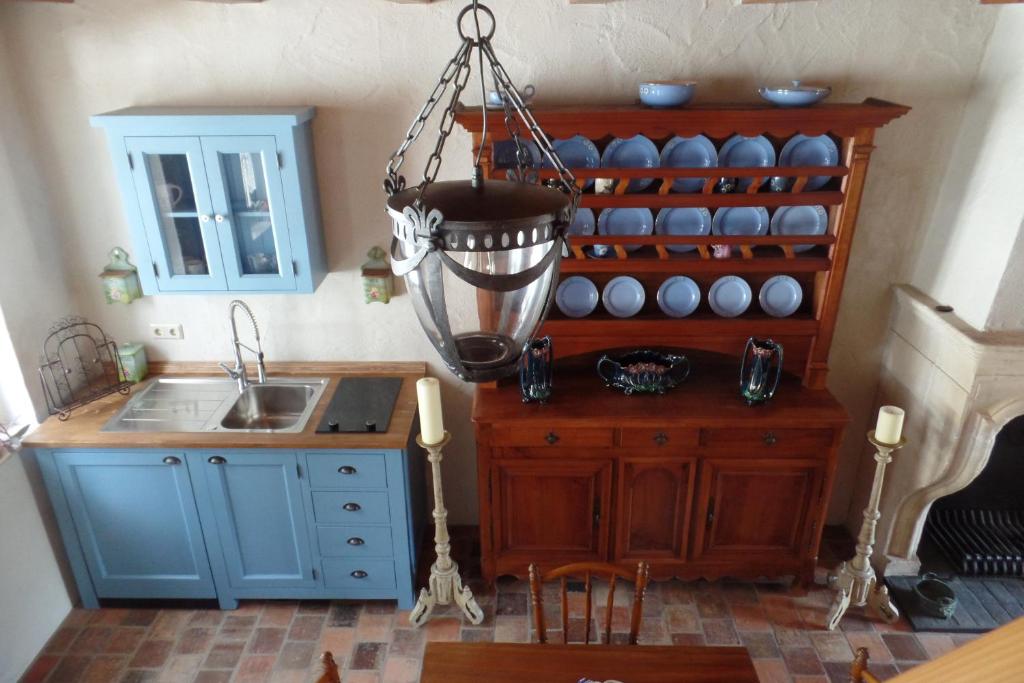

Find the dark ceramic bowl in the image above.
[{"left": 597, "top": 350, "right": 690, "bottom": 395}]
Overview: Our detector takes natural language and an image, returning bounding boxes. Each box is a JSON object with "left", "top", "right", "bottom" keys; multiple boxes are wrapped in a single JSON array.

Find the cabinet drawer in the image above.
[
  {"left": 489, "top": 426, "right": 613, "bottom": 448},
  {"left": 700, "top": 428, "right": 834, "bottom": 452},
  {"left": 322, "top": 558, "right": 396, "bottom": 591},
  {"left": 306, "top": 452, "right": 387, "bottom": 489},
  {"left": 619, "top": 427, "right": 699, "bottom": 449},
  {"left": 312, "top": 491, "right": 390, "bottom": 525},
  {"left": 317, "top": 526, "right": 394, "bottom": 558}
]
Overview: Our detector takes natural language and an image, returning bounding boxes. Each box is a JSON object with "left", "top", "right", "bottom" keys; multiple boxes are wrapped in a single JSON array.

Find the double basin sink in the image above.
[{"left": 102, "top": 377, "right": 329, "bottom": 434}]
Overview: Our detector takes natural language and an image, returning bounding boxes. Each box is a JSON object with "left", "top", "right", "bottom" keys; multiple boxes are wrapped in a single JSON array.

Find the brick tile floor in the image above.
[{"left": 20, "top": 529, "right": 972, "bottom": 683}]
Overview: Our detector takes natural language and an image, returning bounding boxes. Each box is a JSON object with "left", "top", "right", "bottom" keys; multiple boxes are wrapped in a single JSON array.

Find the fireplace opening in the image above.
[{"left": 920, "top": 414, "right": 1024, "bottom": 577}]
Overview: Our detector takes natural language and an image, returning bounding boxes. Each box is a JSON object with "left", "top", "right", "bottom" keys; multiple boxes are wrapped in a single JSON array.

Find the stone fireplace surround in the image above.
[{"left": 859, "top": 285, "right": 1024, "bottom": 575}]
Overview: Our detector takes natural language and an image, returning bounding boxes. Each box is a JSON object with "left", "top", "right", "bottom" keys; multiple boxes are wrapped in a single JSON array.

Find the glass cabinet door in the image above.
[
  {"left": 126, "top": 137, "right": 227, "bottom": 291},
  {"left": 201, "top": 137, "right": 296, "bottom": 291}
]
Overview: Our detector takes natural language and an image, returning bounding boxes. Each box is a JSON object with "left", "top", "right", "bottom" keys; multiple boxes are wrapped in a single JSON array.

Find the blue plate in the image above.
[
  {"left": 555, "top": 276, "right": 599, "bottom": 318},
  {"left": 601, "top": 135, "right": 660, "bottom": 192},
  {"left": 602, "top": 276, "right": 646, "bottom": 318},
  {"left": 711, "top": 207, "right": 770, "bottom": 236},
  {"left": 770, "top": 205, "right": 828, "bottom": 253},
  {"left": 598, "top": 208, "right": 654, "bottom": 253},
  {"left": 780, "top": 135, "right": 839, "bottom": 191},
  {"left": 719, "top": 135, "right": 776, "bottom": 190},
  {"left": 655, "top": 208, "right": 711, "bottom": 253},
  {"left": 657, "top": 276, "right": 701, "bottom": 318},
  {"left": 566, "top": 208, "right": 596, "bottom": 237},
  {"left": 660, "top": 135, "right": 718, "bottom": 193},
  {"left": 545, "top": 135, "right": 600, "bottom": 189},
  {"left": 708, "top": 276, "right": 752, "bottom": 318},
  {"left": 759, "top": 275, "right": 803, "bottom": 318}
]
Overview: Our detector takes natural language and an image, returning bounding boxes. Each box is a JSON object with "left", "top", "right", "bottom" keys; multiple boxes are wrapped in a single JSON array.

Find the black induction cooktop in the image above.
[{"left": 315, "top": 376, "right": 403, "bottom": 434}]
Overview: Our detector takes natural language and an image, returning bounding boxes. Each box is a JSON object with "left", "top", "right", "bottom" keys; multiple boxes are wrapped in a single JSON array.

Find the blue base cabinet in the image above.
[{"left": 35, "top": 446, "right": 424, "bottom": 610}]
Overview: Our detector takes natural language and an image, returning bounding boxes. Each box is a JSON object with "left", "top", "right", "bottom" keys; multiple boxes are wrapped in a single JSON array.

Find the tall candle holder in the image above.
[
  {"left": 826, "top": 430, "right": 907, "bottom": 630},
  {"left": 409, "top": 431, "right": 484, "bottom": 627}
]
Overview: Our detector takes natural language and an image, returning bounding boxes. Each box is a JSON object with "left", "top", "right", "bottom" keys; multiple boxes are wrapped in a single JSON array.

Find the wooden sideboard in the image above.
[
  {"left": 473, "top": 358, "right": 847, "bottom": 587},
  {"left": 457, "top": 101, "right": 907, "bottom": 585}
]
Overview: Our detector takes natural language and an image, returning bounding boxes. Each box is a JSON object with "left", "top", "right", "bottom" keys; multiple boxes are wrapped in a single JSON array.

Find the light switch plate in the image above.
[{"left": 150, "top": 324, "right": 184, "bottom": 341}]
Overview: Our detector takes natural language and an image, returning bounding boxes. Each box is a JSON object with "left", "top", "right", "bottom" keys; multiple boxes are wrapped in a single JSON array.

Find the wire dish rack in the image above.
[{"left": 38, "top": 316, "right": 131, "bottom": 420}]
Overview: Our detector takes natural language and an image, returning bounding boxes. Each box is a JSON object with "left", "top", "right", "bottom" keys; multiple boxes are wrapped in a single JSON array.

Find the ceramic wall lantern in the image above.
[
  {"left": 361, "top": 246, "right": 393, "bottom": 304},
  {"left": 99, "top": 247, "right": 142, "bottom": 305}
]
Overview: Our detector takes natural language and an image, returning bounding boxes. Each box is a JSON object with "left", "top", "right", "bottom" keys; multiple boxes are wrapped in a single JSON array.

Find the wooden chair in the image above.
[
  {"left": 314, "top": 651, "right": 341, "bottom": 683},
  {"left": 528, "top": 561, "right": 650, "bottom": 645},
  {"left": 850, "top": 647, "right": 881, "bottom": 683}
]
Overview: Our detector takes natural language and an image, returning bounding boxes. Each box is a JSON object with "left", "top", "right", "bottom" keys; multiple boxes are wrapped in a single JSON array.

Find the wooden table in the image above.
[{"left": 420, "top": 642, "right": 759, "bottom": 683}]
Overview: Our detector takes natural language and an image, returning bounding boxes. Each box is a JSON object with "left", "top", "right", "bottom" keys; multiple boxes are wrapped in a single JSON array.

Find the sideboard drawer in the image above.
[
  {"left": 306, "top": 452, "right": 388, "bottom": 490},
  {"left": 620, "top": 427, "right": 699, "bottom": 449},
  {"left": 312, "top": 491, "right": 390, "bottom": 525},
  {"left": 700, "top": 428, "right": 834, "bottom": 452},
  {"left": 322, "top": 558, "right": 396, "bottom": 591},
  {"left": 489, "top": 426, "right": 614, "bottom": 448},
  {"left": 317, "top": 525, "right": 394, "bottom": 558}
]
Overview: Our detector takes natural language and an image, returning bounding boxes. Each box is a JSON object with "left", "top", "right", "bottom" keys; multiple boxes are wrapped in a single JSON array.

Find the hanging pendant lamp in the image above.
[{"left": 383, "top": 2, "right": 580, "bottom": 383}]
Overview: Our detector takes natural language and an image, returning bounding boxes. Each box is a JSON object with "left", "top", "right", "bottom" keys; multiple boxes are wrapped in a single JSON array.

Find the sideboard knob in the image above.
[
  {"left": 342, "top": 502, "right": 361, "bottom": 512},
  {"left": 653, "top": 432, "right": 669, "bottom": 446},
  {"left": 763, "top": 432, "right": 777, "bottom": 446},
  {"left": 545, "top": 431, "right": 560, "bottom": 445}
]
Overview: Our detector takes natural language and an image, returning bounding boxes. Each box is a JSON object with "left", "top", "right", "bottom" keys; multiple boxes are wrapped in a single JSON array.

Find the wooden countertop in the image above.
[
  {"left": 24, "top": 361, "right": 426, "bottom": 450},
  {"left": 473, "top": 355, "right": 848, "bottom": 427}
]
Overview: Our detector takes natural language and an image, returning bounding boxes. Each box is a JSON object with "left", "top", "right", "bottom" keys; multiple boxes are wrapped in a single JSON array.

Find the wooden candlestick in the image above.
[
  {"left": 826, "top": 430, "right": 906, "bottom": 630},
  {"left": 409, "top": 431, "right": 484, "bottom": 627}
]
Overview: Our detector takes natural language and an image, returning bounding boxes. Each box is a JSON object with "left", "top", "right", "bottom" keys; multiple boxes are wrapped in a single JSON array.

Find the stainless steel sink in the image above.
[{"left": 102, "top": 377, "right": 328, "bottom": 433}]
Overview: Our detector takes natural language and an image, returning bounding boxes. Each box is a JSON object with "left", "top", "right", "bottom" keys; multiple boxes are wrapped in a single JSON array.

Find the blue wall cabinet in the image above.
[
  {"left": 189, "top": 452, "right": 316, "bottom": 596},
  {"left": 92, "top": 107, "right": 326, "bottom": 294},
  {"left": 38, "top": 450, "right": 216, "bottom": 607},
  {"left": 35, "top": 446, "right": 424, "bottom": 610}
]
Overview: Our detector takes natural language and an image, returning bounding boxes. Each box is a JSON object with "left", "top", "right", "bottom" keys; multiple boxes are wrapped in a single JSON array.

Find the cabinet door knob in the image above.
[
  {"left": 342, "top": 502, "right": 361, "bottom": 512},
  {"left": 350, "top": 570, "right": 368, "bottom": 579},
  {"left": 208, "top": 456, "right": 227, "bottom": 465},
  {"left": 347, "top": 537, "right": 365, "bottom": 546},
  {"left": 545, "top": 431, "right": 560, "bottom": 445},
  {"left": 763, "top": 432, "right": 777, "bottom": 446},
  {"left": 653, "top": 432, "right": 669, "bottom": 446},
  {"left": 162, "top": 456, "right": 181, "bottom": 465},
  {"left": 338, "top": 465, "right": 357, "bottom": 475},
  {"left": 214, "top": 214, "right": 227, "bottom": 223},
  {"left": 199, "top": 214, "right": 211, "bottom": 223}
]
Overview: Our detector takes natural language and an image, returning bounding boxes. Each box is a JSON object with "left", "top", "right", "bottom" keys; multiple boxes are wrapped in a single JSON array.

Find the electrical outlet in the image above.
[{"left": 150, "top": 324, "right": 184, "bottom": 340}]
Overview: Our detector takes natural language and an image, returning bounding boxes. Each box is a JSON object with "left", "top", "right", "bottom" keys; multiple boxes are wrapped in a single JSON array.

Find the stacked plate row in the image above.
[
  {"left": 555, "top": 274, "right": 804, "bottom": 319},
  {"left": 567, "top": 204, "right": 828, "bottom": 255},
  {"left": 496, "top": 132, "right": 840, "bottom": 193}
]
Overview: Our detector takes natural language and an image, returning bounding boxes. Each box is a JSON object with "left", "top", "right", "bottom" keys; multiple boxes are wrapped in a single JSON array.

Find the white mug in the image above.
[{"left": 155, "top": 183, "right": 183, "bottom": 209}]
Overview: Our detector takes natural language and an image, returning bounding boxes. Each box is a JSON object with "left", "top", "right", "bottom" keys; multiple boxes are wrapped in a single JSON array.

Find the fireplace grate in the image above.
[{"left": 925, "top": 509, "right": 1024, "bottom": 576}]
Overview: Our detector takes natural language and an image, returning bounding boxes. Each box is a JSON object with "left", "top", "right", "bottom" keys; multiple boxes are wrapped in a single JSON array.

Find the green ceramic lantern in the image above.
[
  {"left": 99, "top": 247, "right": 142, "bottom": 305},
  {"left": 361, "top": 246, "right": 393, "bottom": 304}
]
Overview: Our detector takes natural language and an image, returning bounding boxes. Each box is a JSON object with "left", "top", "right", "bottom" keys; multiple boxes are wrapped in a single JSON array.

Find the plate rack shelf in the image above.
[{"left": 456, "top": 99, "right": 910, "bottom": 389}]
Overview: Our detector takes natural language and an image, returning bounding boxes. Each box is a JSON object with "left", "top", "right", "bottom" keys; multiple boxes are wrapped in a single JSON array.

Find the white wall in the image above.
[
  {"left": 906, "top": 8, "right": 1024, "bottom": 331},
  {"left": 0, "top": 0, "right": 1001, "bottom": 532},
  {"left": 0, "top": 36, "right": 75, "bottom": 683}
]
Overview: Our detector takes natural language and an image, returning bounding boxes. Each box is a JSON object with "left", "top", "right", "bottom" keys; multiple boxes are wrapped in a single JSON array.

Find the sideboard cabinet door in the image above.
[
  {"left": 55, "top": 450, "right": 216, "bottom": 599},
  {"left": 615, "top": 457, "right": 696, "bottom": 561},
  {"left": 492, "top": 458, "right": 613, "bottom": 564},
  {"left": 191, "top": 451, "right": 316, "bottom": 589},
  {"left": 693, "top": 458, "right": 823, "bottom": 562}
]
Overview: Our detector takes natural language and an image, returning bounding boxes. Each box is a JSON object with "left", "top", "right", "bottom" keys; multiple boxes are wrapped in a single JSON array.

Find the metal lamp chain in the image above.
[{"left": 420, "top": 45, "right": 474, "bottom": 192}]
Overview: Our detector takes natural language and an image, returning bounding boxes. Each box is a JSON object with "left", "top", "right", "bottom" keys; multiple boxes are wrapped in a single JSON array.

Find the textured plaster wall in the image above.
[
  {"left": 0, "top": 0, "right": 1000, "bottom": 529},
  {"left": 906, "top": 8, "right": 1024, "bottom": 332}
]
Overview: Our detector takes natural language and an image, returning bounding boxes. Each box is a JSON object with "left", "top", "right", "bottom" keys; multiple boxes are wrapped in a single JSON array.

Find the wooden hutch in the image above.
[{"left": 456, "top": 100, "right": 909, "bottom": 588}]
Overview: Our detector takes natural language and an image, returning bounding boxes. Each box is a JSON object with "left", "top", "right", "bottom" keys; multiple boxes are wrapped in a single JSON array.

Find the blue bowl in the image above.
[
  {"left": 639, "top": 81, "right": 696, "bottom": 108},
  {"left": 759, "top": 80, "right": 831, "bottom": 107}
]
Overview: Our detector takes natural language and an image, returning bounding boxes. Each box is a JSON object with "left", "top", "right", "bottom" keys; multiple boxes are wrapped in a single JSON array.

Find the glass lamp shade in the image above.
[{"left": 388, "top": 178, "right": 572, "bottom": 382}]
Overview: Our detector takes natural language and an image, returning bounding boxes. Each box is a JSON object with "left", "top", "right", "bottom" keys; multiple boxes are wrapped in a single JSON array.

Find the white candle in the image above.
[
  {"left": 416, "top": 377, "right": 445, "bottom": 445},
  {"left": 874, "top": 405, "right": 905, "bottom": 445}
]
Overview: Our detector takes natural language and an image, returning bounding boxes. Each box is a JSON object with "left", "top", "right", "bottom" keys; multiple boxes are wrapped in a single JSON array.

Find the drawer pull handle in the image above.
[
  {"left": 763, "top": 432, "right": 777, "bottom": 446},
  {"left": 338, "top": 465, "right": 357, "bottom": 475},
  {"left": 545, "top": 431, "right": 559, "bottom": 445},
  {"left": 162, "top": 456, "right": 181, "bottom": 465},
  {"left": 208, "top": 456, "right": 227, "bottom": 465},
  {"left": 653, "top": 432, "right": 669, "bottom": 446},
  {"left": 350, "top": 570, "right": 368, "bottom": 579},
  {"left": 342, "top": 502, "right": 361, "bottom": 512},
  {"left": 347, "top": 537, "right": 365, "bottom": 546}
]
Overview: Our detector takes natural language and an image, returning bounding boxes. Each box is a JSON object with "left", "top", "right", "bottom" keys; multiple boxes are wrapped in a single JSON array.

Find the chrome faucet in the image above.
[{"left": 219, "top": 300, "right": 267, "bottom": 392}]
